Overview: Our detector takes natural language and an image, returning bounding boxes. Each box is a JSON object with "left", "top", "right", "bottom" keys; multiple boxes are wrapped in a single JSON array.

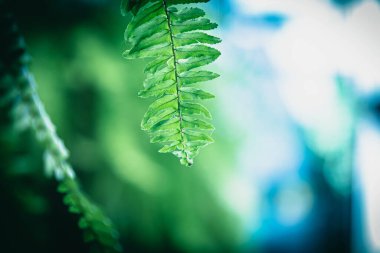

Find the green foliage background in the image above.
[{"left": 0, "top": 1, "right": 243, "bottom": 252}]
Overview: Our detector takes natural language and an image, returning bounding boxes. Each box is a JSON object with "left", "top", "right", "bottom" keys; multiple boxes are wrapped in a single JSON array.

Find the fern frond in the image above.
[
  {"left": 122, "top": 0, "right": 221, "bottom": 166},
  {"left": 57, "top": 177, "right": 121, "bottom": 251},
  {"left": 0, "top": 10, "right": 121, "bottom": 253}
]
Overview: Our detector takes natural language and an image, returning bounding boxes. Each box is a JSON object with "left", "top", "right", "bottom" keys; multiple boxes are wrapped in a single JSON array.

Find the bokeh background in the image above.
[{"left": 1, "top": 0, "right": 380, "bottom": 252}]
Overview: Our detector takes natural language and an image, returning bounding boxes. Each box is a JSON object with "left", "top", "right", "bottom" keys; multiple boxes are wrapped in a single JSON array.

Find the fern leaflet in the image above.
[
  {"left": 121, "top": 0, "right": 221, "bottom": 166},
  {"left": 0, "top": 9, "right": 121, "bottom": 253}
]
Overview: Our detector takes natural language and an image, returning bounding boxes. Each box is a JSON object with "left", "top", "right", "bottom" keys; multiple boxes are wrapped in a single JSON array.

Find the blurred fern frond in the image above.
[
  {"left": 0, "top": 8, "right": 121, "bottom": 253},
  {"left": 121, "top": 0, "right": 221, "bottom": 166}
]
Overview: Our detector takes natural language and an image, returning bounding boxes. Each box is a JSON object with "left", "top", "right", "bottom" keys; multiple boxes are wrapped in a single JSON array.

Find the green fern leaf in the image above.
[
  {"left": 0, "top": 9, "right": 121, "bottom": 252},
  {"left": 122, "top": 0, "right": 221, "bottom": 166}
]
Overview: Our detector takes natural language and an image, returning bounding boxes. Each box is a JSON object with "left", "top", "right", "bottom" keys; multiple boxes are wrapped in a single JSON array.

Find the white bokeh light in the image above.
[{"left": 356, "top": 121, "right": 380, "bottom": 252}]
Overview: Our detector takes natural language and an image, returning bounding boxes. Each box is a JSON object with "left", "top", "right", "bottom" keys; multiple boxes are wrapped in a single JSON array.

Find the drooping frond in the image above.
[
  {"left": 122, "top": 0, "right": 221, "bottom": 166},
  {"left": 0, "top": 9, "right": 121, "bottom": 253}
]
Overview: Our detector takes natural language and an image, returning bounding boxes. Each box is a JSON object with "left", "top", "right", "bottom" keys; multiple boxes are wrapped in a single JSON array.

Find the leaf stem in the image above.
[{"left": 162, "top": 0, "right": 192, "bottom": 165}]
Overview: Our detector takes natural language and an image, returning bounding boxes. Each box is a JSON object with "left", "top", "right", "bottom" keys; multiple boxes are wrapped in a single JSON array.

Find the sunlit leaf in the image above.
[{"left": 123, "top": 0, "right": 220, "bottom": 166}]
